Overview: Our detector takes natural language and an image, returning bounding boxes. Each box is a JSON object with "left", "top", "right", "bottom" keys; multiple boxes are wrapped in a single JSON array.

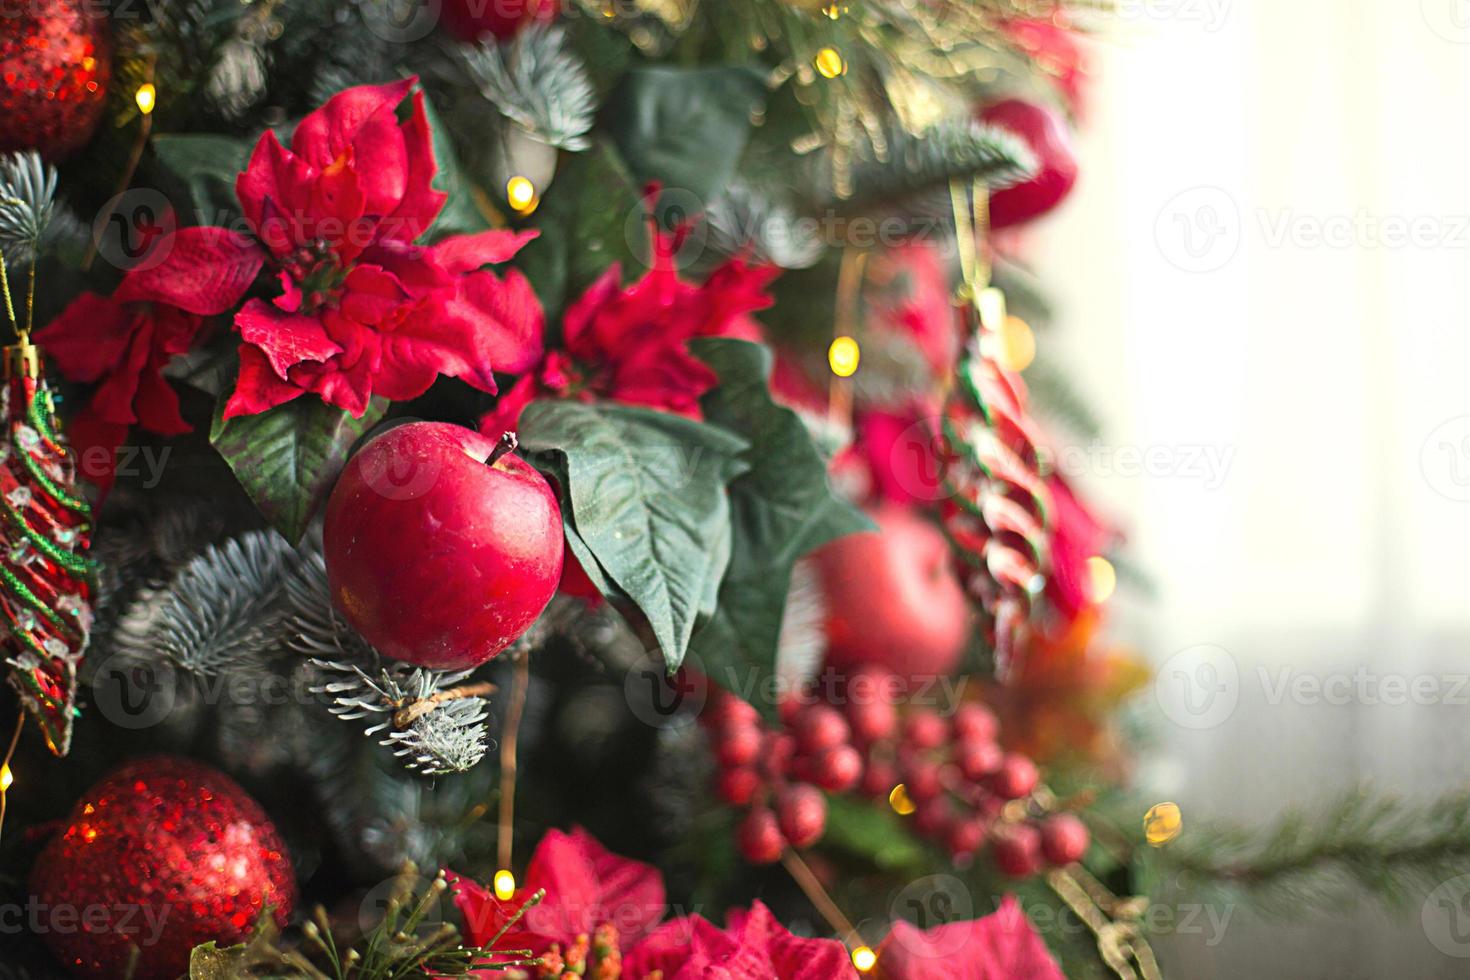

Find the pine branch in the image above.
[
  {"left": 705, "top": 183, "right": 825, "bottom": 270},
  {"left": 1143, "top": 786, "right": 1470, "bottom": 915},
  {"left": 111, "top": 530, "right": 304, "bottom": 677},
  {"left": 814, "top": 118, "right": 1036, "bottom": 212},
  {"left": 310, "top": 660, "right": 492, "bottom": 775},
  {"left": 445, "top": 24, "right": 596, "bottom": 151},
  {"left": 0, "top": 152, "right": 80, "bottom": 267},
  {"left": 282, "top": 549, "right": 494, "bottom": 775}
]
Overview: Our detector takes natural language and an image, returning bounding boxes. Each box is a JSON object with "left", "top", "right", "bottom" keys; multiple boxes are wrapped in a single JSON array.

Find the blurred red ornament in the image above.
[
  {"left": 0, "top": 0, "right": 111, "bottom": 159},
  {"left": 979, "top": 98, "right": 1079, "bottom": 229},
  {"left": 438, "top": 0, "right": 558, "bottom": 42},
  {"left": 29, "top": 756, "right": 295, "bottom": 980},
  {"left": 1001, "top": 13, "right": 1092, "bottom": 118}
]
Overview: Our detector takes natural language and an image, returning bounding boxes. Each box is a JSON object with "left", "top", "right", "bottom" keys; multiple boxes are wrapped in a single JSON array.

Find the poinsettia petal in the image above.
[
  {"left": 737, "top": 901, "right": 856, "bottom": 980},
  {"left": 33, "top": 292, "right": 135, "bottom": 382},
  {"left": 296, "top": 356, "right": 377, "bottom": 418},
  {"left": 448, "top": 267, "right": 545, "bottom": 375},
  {"left": 384, "top": 91, "right": 447, "bottom": 244},
  {"left": 477, "top": 373, "right": 542, "bottom": 438},
  {"left": 291, "top": 77, "right": 414, "bottom": 173},
  {"left": 623, "top": 916, "right": 732, "bottom": 980},
  {"left": 292, "top": 79, "right": 412, "bottom": 219},
  {"left": 66, "top": 412, "right": 130, "bottom": 498},
  {"left": 132, "top": 354, "right": 191, "bottom": 436},
  {"left": 430, "top": 229, "right": 539, "bottom": 275},
  {"left": 235, "top": 298, "right": 343, "bottom": 379},
  {"left": 237, "top": 134, "right": 316, "bottom": 257},
  {"left": 223, "top": 344, "right": 307, "bottom": 419},
  {"left": 358, "top": 241, "right": 453, "bottom": 297},
  {"left": 567, "top": 827, "right": 666, "bottom": 943},
  {"left": 519, "top": 829, "right": 607, "bottom": 942},
  {"left": 875, "top": 897, "right": 1063, "bottom": 980},
  {"left": 376, "top": 292, "right": 496, "bottom": 397},
  {"left": 115, "top": 226, "right": 264, "bottom": 315},
  {"left": 561, "top": 265, "right": 622, "bottom": 357},
  {"left": 85, "top": 320, "right": 152, "bottom": 426}
]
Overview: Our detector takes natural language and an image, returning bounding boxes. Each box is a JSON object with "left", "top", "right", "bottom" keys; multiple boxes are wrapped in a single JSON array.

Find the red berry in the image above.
[
  {"left": 904, "top": 710, "right": 947, "bottom": 750},
  {"left": 903, "top": 760, "right": 944, "bottom": 802},
  {"left": 811, "top": 745, "right": 863, "bottom": 793},
  {"left": 847, "top": 696, "right": 897, "bottom": 744},
  {"left": 914, "top": 798, "right": 953, "bottom": 838},
  {"left": 707, "top": 692, "right": 759, "bottom": 730},
  {"left": 793, "top": 705, "right": 850, "bottom": 755},
  {"left": 714, "top": 723, "right": 762, "bottom": 769},
  {"left": 956, "top": 741, "right": 1003, "bottom": 782},
  {"left": 762, "top": 732, "right": 796, "bottom": 779},
  {"left": 1040, "top": 814, "right": 1091, "bottom": 866},
  {"left": 860, "top": 758, "right": 898, "bottom": 798},
  {"left": 989, "top": 753, "right": 1039, "bottom": 800},
  {"left": 947, "top": 819, "right": 987, "bottom": 858},
  {"left": 738, "top": 807, "right": 786, "bottom": 864},
  {"left": 952, "top": 703, "right": 999, "bottom": 746},
  {"left": 777, "top": 785, "right": 827, "bottom": 849},
  {"left": 992, "top": 824, "right": 1043, "bottom": 878},
  {"left": 716, "top": 768, "right": 761, "bottom": 806}
]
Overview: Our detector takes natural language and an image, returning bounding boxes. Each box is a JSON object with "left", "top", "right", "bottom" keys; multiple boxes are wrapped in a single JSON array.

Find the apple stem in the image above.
[{"left": 487, "top": 431, "right": 519, "bottom": 467}]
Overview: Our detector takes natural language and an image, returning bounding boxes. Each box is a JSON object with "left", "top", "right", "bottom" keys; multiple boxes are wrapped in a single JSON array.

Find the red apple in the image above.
[
  {"left": 979, "top": 98, "right": 1079, "bottom": 229},
  {"left": 814, "top": 504, "right": 971, "bottom": 681},
  {"left": 323, "top": 422, "right": 563, "bottom": 670}
]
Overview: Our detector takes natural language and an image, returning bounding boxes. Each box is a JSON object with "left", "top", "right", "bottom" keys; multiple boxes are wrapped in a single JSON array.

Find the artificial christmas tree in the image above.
[{"left": 0, "top": 4, "right": 1462, "bottom": 979}]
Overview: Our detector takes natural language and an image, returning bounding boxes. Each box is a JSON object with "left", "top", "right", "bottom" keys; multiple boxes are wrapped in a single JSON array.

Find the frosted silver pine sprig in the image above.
[
  {"left": 448, "top": 24, "right": 596, "bottom": 151},
  {"left": 0, "top": 151, "right": 82, "bottom": 266}
]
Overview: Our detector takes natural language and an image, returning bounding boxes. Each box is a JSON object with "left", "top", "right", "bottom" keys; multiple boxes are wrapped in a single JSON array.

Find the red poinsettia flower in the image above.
[
  {"left": 35, "top": 225, "right": 266, "bottom": 489},
  {"left": 219, "top": 77, "right": 543, "bottom": 418},
  {"left": 480, "top": 216, "right": 776, "bottom": 434},
  {"left": 448, "top": 826, "right": 666, "bottom": 976},
  {"left": 622, "top": 900, "right": 856, "bottom": 980},
  {"left": 875, "top": 896, "right": 1064, "bottom": 980}
]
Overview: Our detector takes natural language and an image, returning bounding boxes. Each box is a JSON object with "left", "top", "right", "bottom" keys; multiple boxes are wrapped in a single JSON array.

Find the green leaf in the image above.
[
  {"left": 210, "top": 395, "right": 386, "bottom": 544},
  {"left": 151, "top": 133, "right": 251, "bottom": 227},
  {"left": 688, "top": 339, "right": 872, "bottom": 716},
  {"left": 517, "top": 139, "right": 642, "bottom": 325},
  {"left": 518, "top": 399, "right": 749, "bottom": 671},
  {"left": 603, "top": 66, "right": 767, "bottom": 205},
  {"left": 418, "top": 91, "right": 493, "bottom": 239},
  {"left": 823, "top": 793, "right": 928, "bottom": 873}
]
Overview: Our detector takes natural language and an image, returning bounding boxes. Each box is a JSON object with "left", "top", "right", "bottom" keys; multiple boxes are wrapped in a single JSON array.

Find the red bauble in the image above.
[
  {"left": 979, "top": 98, "right": 1079, "bottom": 229},
  {"left": 323, "top": 422, "right": 564, "bottom": 670},
  {"left": 815, "top": 504, "right": 970, "bottom": 681},
  {"left": 29, "top": 756, "right": 295, "bottom": 980},
  {"left": 0, "top": 0, "right": 111, "bottom": 159},
  {"left": 438, "top": 0, "right": 557, "bottom": 42}
]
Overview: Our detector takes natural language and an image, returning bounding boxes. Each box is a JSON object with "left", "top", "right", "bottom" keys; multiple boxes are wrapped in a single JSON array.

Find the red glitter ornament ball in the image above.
[
  {"left": 29, "top": 755, "right": 296, "bottom": 980},
  {"left": 0, "top": 0, "right": 112, "bottom": 159}
]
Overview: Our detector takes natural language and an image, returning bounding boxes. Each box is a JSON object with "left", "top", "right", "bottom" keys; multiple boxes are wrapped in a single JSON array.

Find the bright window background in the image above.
[{"left": 1031, "top": 2, "right": 1470, "bottom": 975}]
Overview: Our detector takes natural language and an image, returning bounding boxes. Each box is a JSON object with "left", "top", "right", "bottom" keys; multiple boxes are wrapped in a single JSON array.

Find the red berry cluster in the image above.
[
  {"left": 702, "top": 669, "right": 1090, "bottom": 879},
  {"left": 701, "top": 690, "right": 859, "bottom": 864}
]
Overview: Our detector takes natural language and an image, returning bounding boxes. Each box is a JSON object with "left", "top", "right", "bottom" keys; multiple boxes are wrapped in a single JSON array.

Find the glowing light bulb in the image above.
[
  {"left": 135, "top": 83, "right": 156, "bottom": 116},
  {"left": 1086, "top": 556, "right": 1117, "bottom": 603},
  {"left": 1144, "top": 802, "right": 1183, "bottom": 847},
  {"left": 851, "top": 945, "right": 877, "bottom": 972},
  {"left": 506, "top": 176, "right": 538, "bottom": 216},
  {"left": 493, "top": 869, "right": 516, "bottom": 901},
  {"left": 997, "top": 314, "right": 1036, "bottom": 372},
  {"left": 814, "top": 47, "right": 846, "bottom": 79},
  {"left": 0, "top": 764, "right": 12, "bottom": 792},
  {"left": 888, "top": 783, "right": 916, "bottom": 816},
  {"left": 828, "top": 335, "right": 860, "bottom": 377}
]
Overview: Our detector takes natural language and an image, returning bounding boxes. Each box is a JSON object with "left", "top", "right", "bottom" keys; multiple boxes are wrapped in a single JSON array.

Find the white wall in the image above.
[{"left": 1031, "top": 2, "right": 1470, "bottom": 975}]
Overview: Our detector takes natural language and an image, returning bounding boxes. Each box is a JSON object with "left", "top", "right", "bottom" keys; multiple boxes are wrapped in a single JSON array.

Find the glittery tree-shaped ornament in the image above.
[
  {"left": 939, "top": 181, "right": 1051, "bottom": 677},
  {"left": 0, "top": 258, "right": 95, "bottom": 756}
]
